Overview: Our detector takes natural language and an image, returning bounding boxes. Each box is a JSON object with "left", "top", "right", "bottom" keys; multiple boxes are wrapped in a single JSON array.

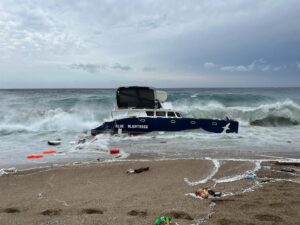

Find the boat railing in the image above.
[
  {"left": 111, "top": 108, "right": 145, "bottom": 119},
  {"left": 111, "top": 108, "right": 182, "bottom": 119}
]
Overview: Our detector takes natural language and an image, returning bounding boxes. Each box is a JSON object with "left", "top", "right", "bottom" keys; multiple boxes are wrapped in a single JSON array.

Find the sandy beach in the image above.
[{"left": 0, "top": 158, "right": 299, "bottom": 225}]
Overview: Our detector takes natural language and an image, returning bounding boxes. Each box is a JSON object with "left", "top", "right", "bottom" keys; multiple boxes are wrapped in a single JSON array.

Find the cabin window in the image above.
[
  {"left": 156, "top": 111, "right": 166, "bottom": 117},
  {"left": 146, "top": 111, "right": 154, "bottom": 116},
  {"left": 175, "top": 112, "right": 181, "bottom": 118},
  {"left": 167, "top": 112, "right": 176, "bottom": 117}
]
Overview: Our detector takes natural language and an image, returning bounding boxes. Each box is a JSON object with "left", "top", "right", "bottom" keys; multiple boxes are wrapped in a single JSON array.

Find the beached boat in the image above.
[{"left": 91, "top": 86, "right": 239, "bottom": 135}]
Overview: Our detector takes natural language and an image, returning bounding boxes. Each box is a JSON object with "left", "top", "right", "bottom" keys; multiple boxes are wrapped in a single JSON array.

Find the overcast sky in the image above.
[{"left": 0, "top": 0, "right": 300, "bottom": 88}]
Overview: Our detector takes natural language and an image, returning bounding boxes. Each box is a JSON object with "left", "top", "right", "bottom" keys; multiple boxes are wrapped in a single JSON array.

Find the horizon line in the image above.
[{"left": 0, "top": 86, "right": 300, "bottom": 90}]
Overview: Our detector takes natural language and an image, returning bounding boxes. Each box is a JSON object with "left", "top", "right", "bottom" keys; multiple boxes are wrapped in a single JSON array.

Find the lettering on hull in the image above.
[{"left": 128, "top": 124, "right": 148, "bottom": 129}]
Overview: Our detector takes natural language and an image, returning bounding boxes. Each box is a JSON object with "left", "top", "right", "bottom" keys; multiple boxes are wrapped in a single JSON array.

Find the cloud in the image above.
[
  {"left": 220, "top": 59, "right": 267, "bottom": 72},
  {"left": 221, "top": 64, "right": 255, "bottom": 72},
  {"left": 203, "top": 62, "right": 218, "bottom": 69},
  {"left": 112, "top": 63, "right": 131, "bottom": 71},
  {"left": 297, "top": 62, "right": 300, "bottom": 69},
  {"left": 261, "top": 65, "right": 271, "bottom": 71},
  {"left": 1, "top": 0, "right": 300, "bottom": 87},
  {"left": 204, "top": 59, "right": 283, "bottom": 73},
  {"left": 273, "top": 66, "right": 281, "bottom": 71},
  {"left": 137, "top": 14, "right": 167, "bottom": 30},
  {"left": 0, "top": 1, "right": 87, "bottom": 60},
  {"left": 69, "top": 63, "right": 106, "bottom": 73}
]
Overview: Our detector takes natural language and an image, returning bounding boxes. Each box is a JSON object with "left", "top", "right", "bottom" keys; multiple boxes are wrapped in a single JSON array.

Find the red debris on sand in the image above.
[
  {"left": 26, "top": 154, "right": 44, "bottom": 159},
  {"left": 110, "top": 149, "right": 120, "bottom": 154},
  {"left": 42, "top": 150, "right": 57, "bottom": 154}
]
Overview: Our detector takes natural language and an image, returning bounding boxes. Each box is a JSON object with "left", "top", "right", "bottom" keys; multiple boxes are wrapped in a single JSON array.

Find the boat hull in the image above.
[{"left": 91, "top": 117, "right": 238, "bottom": 135}]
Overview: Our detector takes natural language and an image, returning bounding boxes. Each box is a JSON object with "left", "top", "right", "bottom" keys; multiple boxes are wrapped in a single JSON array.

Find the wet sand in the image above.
[{"left": 0, "top": 159, "right": 299, "bottom": 225}]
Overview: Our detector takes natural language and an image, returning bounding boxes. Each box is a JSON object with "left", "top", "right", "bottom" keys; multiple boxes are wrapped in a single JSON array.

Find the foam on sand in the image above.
[{"left": 184, "top": 158, "right": 220, "bottom": 186}]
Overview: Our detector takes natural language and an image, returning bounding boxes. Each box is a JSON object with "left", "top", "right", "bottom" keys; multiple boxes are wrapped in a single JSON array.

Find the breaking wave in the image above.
[
  {"left": 0, "top": 108, "right": 100, "bottom": 135},
  {"left": 174, "top": 99, "right": 300, "bottom": 127},
  {"left": 0, "top": 89, "right": 300, "bottom": 136}
]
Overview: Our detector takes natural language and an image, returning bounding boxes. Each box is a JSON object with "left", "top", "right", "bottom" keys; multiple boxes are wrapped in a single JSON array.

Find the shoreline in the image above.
[
  {"left": 1, "top": 157, "right": 299, "bottom": 225},
  {"left": 2, "top": 149, "right": 300, "bottom": 173}
]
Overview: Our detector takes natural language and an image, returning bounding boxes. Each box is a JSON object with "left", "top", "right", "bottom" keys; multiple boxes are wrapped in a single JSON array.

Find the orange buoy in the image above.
[
  {"left": 42, "top": 150, "right": 57, "bottom": 154},
  {"left": 110, "top": 148, "right": 120, "bottom": 154},
  {"left": 26, "top": 154, "right": 44, "bottom": 159}
]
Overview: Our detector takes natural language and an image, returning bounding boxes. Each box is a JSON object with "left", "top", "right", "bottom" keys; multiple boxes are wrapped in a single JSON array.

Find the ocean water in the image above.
[{"left": 0, "top": 88, "right": 300, "bottom": 168}]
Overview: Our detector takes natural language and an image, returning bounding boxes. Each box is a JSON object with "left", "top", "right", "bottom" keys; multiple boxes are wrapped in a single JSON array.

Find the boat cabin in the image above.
[{"left": 111, "top": 109, "right": 182, "bottom": 119}]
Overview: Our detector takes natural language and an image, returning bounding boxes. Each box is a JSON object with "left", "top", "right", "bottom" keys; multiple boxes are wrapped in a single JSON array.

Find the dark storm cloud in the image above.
[{"left": 1, "top": 0, "right": 300, "bottom": 88}]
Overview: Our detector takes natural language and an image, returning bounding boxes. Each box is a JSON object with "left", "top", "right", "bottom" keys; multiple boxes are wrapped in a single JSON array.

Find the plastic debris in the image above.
[
  {"left": 26, "top": 154, "right": 44, "bottom": 159},
  {"left": 110, "top": 148, "right": 120, "bottom": 154},
  {"left": 260, "top": 178, "right": 271, "bottom": 183},
  {"left": 207, "top": 189, "right": 215, "bottom": 195},
  {"left": 280, "top": 167, "right": 296, "bottom": 173},
  {"left": 208, "top": 189, "right": 222, "bottom": 197},
  {"left": 127, "top": 167, "right": 149, "bottom": 174},
  {"left": 48, "top": 140, "right": 61, "bottom": 146},
  {"left": 244, "top": 171, "right": 256, "bottom": 180},
  {"left": 42, "top": 150, "right": 57, "bottom": 154},
  {"left": 195, "top": 188, "right": 209, "bottom": 199},
  {"left": 214, "top": 192, "right": 222, "bottom": 197},
  {"left": 153, "top": 216, "right": 172, "bottom": 225}
]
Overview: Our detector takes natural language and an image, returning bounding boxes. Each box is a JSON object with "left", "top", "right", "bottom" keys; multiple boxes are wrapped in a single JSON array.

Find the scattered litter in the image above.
[
  {"left": 244, "top": 171, "right": 256, "bottom": 180},
  {"left": 280, "top": 167, "right": 295, "bottom": 173},
  {"left": 26, "top": 154, "right": 44, "bottom": 159},
  {"left": 42, "top": 150, "right": 57, "bottom": 155},
  {"left": 195, "top": 188, "right": 209, "bottom": 199},
  {"left": 48, "top": 140, "right": 61, "bottom": 146},
  {"left": 0, "top": 167, "right": 17, "bottom": 176},
  {"left": 207, "top": 189, "right": 222, "bottom": 197},
  {"left": 207, "top": 189, "right": 214, "bottom": 195},
  {"left": 127, "top": 167, "right": 149, "bottom": 174},
  {"left": 213, "top": 192, "right": 222, "bottom": 197},
  {"left": 153, "top": 216, "right": 173, "bottom": 225},
  {"left": 260, "top": 178, "right": 271, "bottom": 183},
  {"left": 110, "top": 148, "right": 120, "bottom": 154}
]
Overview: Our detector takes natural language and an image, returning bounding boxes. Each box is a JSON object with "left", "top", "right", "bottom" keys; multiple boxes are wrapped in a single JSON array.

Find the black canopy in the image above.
[{"left": 116, "top": 86, "right": 161, "bottom": 109}]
